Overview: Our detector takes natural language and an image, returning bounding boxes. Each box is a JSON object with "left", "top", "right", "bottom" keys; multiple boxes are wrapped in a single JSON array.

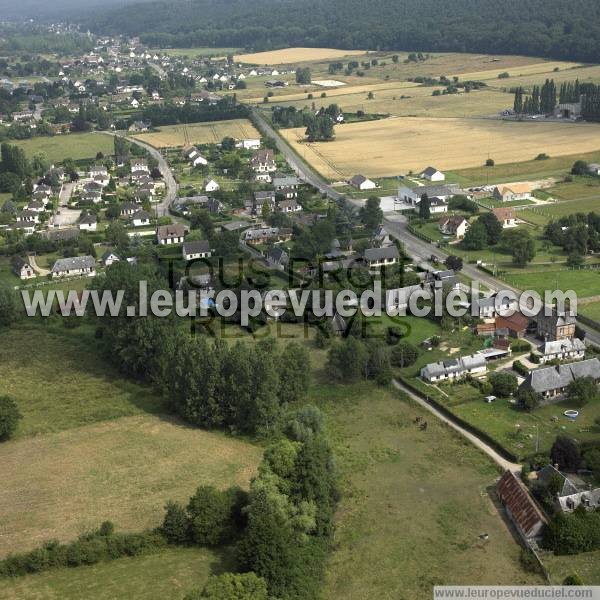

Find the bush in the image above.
[
  {"left": 185, "top": 572, "right": 269, "bottom": 599},
  {"left": 0, "top": 395, "right": 21, "bottom": 441},
  {"left": 512, "top": 360, "right": 529, "bottom": 377},
  {"left": 563, "top": 573, "right": 584, "bottom": 585},
  {"left": 485, "top": 158, "right": 495, "bottom": 167},
  {"left": 488, "top": 372, "right": 518, "bottom": 397},
  {"left": 187, "top": 486, "right": 241, "bottom": 546},
  {"left": 510, "top": 340, "right": 530, "bottom": 353},
  {"left": 162, "top": 501, "right": 189, "bottom": 544},
  {"left": 390, "top": 341, "right": 419, "bottom": 368}
]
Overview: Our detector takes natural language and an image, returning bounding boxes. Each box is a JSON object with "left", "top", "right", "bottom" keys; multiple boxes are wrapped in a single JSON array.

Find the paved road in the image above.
[
  {"left": 251, "top": 108, "right": 344, "bottom": 202},
  {"left": 98, "top": 131, "right": 177, "bottom": 217},
  {"left": 254, "top": 109, "right": 600, "bottom": 345},
  {"left": 392, "top": 379, "right": 522, "bottom": 472}
]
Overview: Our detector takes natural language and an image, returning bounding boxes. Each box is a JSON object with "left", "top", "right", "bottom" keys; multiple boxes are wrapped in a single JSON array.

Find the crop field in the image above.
[
  {"left": 131, "top": 119, "right": 260, "bottom": 147},
  {"left": 281, "top": 117, "right": 600, "bottom": 179},
  {"left": 490, "top": 64, "right": 600, "bottom": 90},
  {"left": 234, "top": 47, "right": 368, "bottom": 65},
  {"left": 0, "top": 547, "right": 228, "bottom": 600},
  {"left": 0, "top": 414, "right": 261, "bottom": 556},
  {"left": 308, "top": 382, "right": 541, "bottom": 599},
  {"left": 448, "top": 60, "right": 582, "bottom": 82},
  {"left": 13, "top": 133, "right": 114, "bottom": 162},
  {"left": 268, "top": 85, "right": 512, "bottom": 118}
]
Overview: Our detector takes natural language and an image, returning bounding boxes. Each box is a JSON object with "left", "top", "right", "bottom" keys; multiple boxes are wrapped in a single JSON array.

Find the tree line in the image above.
[{"left": 84, "top": 0, "right": 600, "bottom": 64}]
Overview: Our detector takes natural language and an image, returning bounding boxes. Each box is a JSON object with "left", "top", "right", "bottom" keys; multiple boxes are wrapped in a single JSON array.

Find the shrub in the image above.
[
  {"left": 512, "top": 360, "right": 529, "bottom": 377},
  {"left": 0, "top": 396, "right": 21, "bottom": 441},
  {"left": 563, "top": 573, "right": 584, "bottom": 585},
  {"left": 550, "top": 436, "right": 581, "bottom": 471},
  {"left": 161, "top": 501, "right": 190, "bottom": 544},
  {"left": 511, "top": 340, "right": 530, "bottom": 353},
  {"left": 485, "top": 158, "right": 495, "bottom": 167},
  {"left": 187, "top": 486, "right": 240, "bottom": 546},
  {"left": 185, "top": 572, "right": 269, "bottom": 599},
  {"left": 488, "top": 372, "right": 518, "bottom": 397}
]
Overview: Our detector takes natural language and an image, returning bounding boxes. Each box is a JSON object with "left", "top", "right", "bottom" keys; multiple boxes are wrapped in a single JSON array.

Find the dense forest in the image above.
[{"left": 83, "top": 0, "right": 600, "bottom": 63}]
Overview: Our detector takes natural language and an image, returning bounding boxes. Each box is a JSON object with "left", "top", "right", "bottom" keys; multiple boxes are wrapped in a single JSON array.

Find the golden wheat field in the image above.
[
  {"left": 282, "top": 117, "right": 600, "bottom": 179},
  {"left": 449, "top": 60, "right": 583, "bottom": 82},
  {"left": 132, "top": 119, "right": 260, "bottom": 147},
  {"left": 235, "top": 47, "right": 368, "bottom": 65},
  {"left": 0, "top": 415, "right": 262, "bottom": 556}
]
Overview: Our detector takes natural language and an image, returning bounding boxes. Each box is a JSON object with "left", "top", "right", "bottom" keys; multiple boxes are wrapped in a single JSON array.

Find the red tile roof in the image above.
[{"left": 497, "top": 471, "right": 546, "bottom": 538}]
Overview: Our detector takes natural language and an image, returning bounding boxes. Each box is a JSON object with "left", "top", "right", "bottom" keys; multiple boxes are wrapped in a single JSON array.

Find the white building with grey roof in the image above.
[
  {"left": 51, "top": 256, "right": 96, "bottom": 278},
  {"left": 421, "top": 353, "right": 487, "bottom": 383},
  {"left": 520, "top": 358, "right": 600, "bottom": 399}
]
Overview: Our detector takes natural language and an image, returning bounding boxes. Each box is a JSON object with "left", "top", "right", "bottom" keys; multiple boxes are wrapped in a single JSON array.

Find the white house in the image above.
[
  {"left": 182, "top": 240, "right": 212, "bottom": 261},
  {"left": 237, "top": 139, "right": 261, "bottom": 150},
  {"left": 12, "top": 256, "right": 35, "bottom": 280},
  {"left": 588, "top": 163, "right": 600, "bottom": 176},
  {"left": 349, "top": 174, "right": 377, "bottom": 191},
  {"left": 492, "top": 207, "right": 517, "bottom": 228},
  {"left": 204, "top": 179, "right": 220, "bottom": 192},
  {"left": 420, "top": 166, "right": 445, "bottom": 182},
  {"left": 79, "top": 213, "right": 97, "bottom": 231},
  {"left": 438, "top": 216, "right": 469, "bottom": 240},
  {"left": 191, "top": 155, "right": 208, "bottom": 167},
  {"left": 398, "top": 184, "right": 459, "bottom": 205},
  {"left": 102, "top": 250, "right": 120, "bottom": 266},
  {"left": 421, "top": 354, "right": 487, "bottom": 382},
  {"left": 51, "top": 256, "right": 96, "bottom": 278},
  {"left": 538, "top": 338, "right": 586, "bottom": 364},
  {"left": 131, "top": 210, "right": 151, "bottom": 227},
  {"left": 157, "top": 224, "right": 186, "bottom": 245}
]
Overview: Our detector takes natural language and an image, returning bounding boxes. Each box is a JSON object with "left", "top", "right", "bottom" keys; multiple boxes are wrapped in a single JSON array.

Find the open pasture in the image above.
[
  {"left": 281, "top": 117, "right": 600, "bottom": 179},
  {"left": 0, "top": 547, "right": 227, "bottom": 600},
  {"left": 131, "top": 119, "right": 260, "bottom": 147},
  {"left": 234, "top": 47, "right": 368, "bottom": 65},
  {"left": 309, "top": 382, "right": 542, "bottom": 599},
  {"left": 13, "top": 133, "right": 114, "bottom": 163},
  {"left": 0, "top": 414, "right": 261, "bottom": 556},
  {"left": 449, "top": 60, "right": 582, "bottom": 82}
]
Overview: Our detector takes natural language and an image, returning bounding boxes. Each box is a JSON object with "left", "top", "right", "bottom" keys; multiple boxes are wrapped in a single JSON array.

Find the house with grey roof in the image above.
[
  {"left": 536, "top": 465, "right": 580, "bottom": 498},
  {"left": 349, "top": 174, "right": 377, "bottom": 190},
  {"left": 538, "top": 338, "right": 585, "bottom": 364},
  {"left": 157, "top": 224, "right": 187, "bottom": 245},
  {"left": 182, "top": 240, "right": 211, "bottom": 261},
  {"left": 520, "top": 358, "right": 600, "bottom": 400},
  {"left": 12, "top": 256, "right": 35, "bottom": 280},
  {"left": 273, "top": 175, "right": 300, "bottom": 190},
  {"left": 420, "top": 166, "right": 445, "bottom": 182},
  {"left": 363, "top": 246, "right": 399, "bottom": 269},
  {"left": 536, "top": 310, "right": 576, "bottom": 342},
  {"left": 421, "top": 353, "right": 487, "bottom": 382},
  {"left": 398, "top": 184, "right": 460, "bottom": 205},
  {"left": 51, "top": 256, "right": 96, "bottom": 278}
]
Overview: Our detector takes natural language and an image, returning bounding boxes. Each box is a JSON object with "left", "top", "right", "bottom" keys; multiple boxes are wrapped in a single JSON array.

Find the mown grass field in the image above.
[
  {"left": 308, "top": 381, "right": 542, "bottom": 598},
  {"left": 131, "top": 119, "right": 260, "bottom": 148},
  {"left": 234, "top": 47, "right": 368, "bottom": 65},
  {"left": 504, "top": 268, "right": 600, "bottom": 298},
  {"left": 13, "top": 133, "right": 114, "bottom": 162},
  {"left": 0, "top": 324, "right": 164, "bottom": 437},
  {"left": 281, "top": 117, "right": 600, "bottom": 179},
  {"left": 0, "top": 323, "right": 262, "bottom": 556},
  {"left": 0, "top": 547, "right": 231, "bottom": 600},
  {"left": 0, "top": 414, "right": 261, "bottom": 556}
]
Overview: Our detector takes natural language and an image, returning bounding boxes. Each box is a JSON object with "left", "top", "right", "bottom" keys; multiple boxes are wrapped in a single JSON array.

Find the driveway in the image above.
[{"left": 392, "top": 378, "right": 522, "bottom": 472}]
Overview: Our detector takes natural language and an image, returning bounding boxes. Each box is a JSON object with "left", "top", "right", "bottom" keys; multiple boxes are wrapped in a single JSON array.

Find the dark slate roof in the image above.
[
  {"left": 537, "top": 465, "right": 580, "bottom": 497},
  {"left": 522, "top": 358, "right": 600, "bottom": 394},
  {"left": 363, "top": 246, "right": 400, "bottom": 262},
  {"left": 52, "top": 255, "right": 95, "bottom": 273},
  {"left": 183, "top": 240, "right": 210, "bottom": 254}
]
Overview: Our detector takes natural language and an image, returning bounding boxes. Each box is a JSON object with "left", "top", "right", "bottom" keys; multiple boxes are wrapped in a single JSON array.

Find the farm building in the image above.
[
  {"left": 420, "top": 353, "right": 487, "bottom": 383},
  {"left": 398, "top": 184, "right": 459, "bottom": 206},
  {"left": 51, "top": 256, "right": 96, "bottom": 278},
  {"left": 496, "top": 471, "right": 546, "bottom": 542},
  {"left": 519, "top": 358, "right": 600, "bottom": 400}
]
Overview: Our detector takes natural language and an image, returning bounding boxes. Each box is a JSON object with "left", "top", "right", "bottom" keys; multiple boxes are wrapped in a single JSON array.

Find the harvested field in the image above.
[
  {"left": 450, "top": 61, "right": 582, "bottom": 82},
  {"left": 234, "top": 47, "right": 368, "bottom": 65},
  {"left": 0, "top": 414, "right": 262, "bottom": 556},
  {"left": 281, "top": 117, "right": 600, "bottom": 179},
  {"left": 131, "top": 119, "right": 260, "bottom": 148},
  {"left": 271, "top": 87, "right": 512, "bottom": 118}
]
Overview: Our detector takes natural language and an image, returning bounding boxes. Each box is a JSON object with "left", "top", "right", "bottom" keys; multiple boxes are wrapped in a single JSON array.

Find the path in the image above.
[
  {"left": 27, "top": 255, "right": 50, "bottom": 277},
  {"left": 392, "top": 379, "right": 522, "bottom": 472}
]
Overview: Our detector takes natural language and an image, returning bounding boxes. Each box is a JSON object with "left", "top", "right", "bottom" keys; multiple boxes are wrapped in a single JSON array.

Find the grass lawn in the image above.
[
  {"left": 13, "top": 133, "right": 114, "bottom": 163},
  {"left": 0, "top": 547, "right": 231, "bottom": 600},
  {"left": 580, "top": 302, "right": 600, "bottom": 322},
  {"left": 0, "top": 323, "right": 165, "bottom": 437},
  {"left": 542, "top": 549, "right": 600, "bottom": 586},
  {"left": 521, "top": 198, "right": 600, "bottom": 225},
  {"left": 0, "top": 413, "right": 261, "bottom": 556},
  {"left": 478, "top": 198, "right": 536, "bottom": 209},
  {"left": 449, "top": 151, "right": 600, "bottom": 187},
  {"left": 429, "top": 380, "right": 600, "bottom": 460},
  {"left": 306, "top": 381, "right": 542, "bottom": 599},
  {"left": 503, "top": 268, "right": 600, "bottom": 298}
]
